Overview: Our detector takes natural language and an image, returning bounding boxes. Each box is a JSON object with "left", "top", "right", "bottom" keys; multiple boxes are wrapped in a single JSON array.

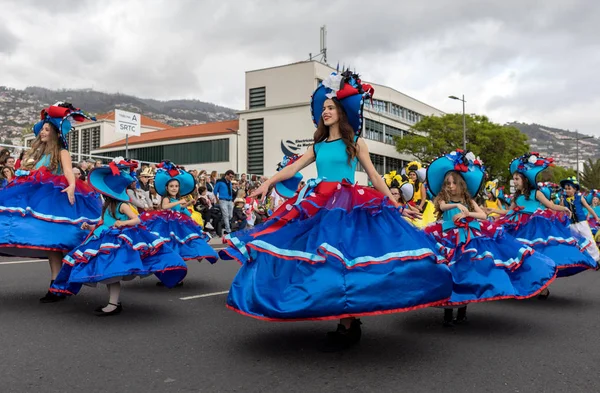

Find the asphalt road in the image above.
[{"left": 1, "top": 252, "right": 599, "bottom": 393}]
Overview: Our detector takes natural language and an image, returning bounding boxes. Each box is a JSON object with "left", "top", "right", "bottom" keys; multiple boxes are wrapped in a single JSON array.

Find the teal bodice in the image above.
[
  {"left": 313, "top": 138, "right": 358, "bottom": 183},
  {"left": 169, "top": 198, "right": 192, "bottom": 217},
  {"left": 34, "top": 153, "right": 63, "bottom": 174},
  {"left": 515, "top": 194, "right": 542, "bottom": 214},
  {"left": 441, "top": 206, "right": 481, "bottom": 232},
  {"left": 590, "top": 206, "right": 600, "bottom": 217},
  {"left": 92, "top": 203, "right": 129, "bottom": 237}
]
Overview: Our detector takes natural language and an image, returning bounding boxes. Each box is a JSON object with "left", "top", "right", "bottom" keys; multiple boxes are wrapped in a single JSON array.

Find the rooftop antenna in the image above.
[
  {"left": 308, "top": 25, "right": 328, "bottom": 64},
  {"left": 320, "top": 25, "right": 327, "bottom": 64}
]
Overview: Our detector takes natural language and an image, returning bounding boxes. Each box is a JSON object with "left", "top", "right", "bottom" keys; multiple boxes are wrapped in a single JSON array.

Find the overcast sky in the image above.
[{"left": 1, "top": 0, "right": 598, "bottom": 136}]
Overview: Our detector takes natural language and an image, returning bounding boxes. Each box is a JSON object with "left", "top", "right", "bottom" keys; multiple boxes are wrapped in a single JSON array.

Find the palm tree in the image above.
[{"left": 580, "top": 158, "right": 600, "bottom": 190}]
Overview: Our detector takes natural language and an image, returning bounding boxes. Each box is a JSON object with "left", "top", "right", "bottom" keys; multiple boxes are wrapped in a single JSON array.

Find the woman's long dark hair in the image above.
[
  {"left": 101, "top": 196, "right": 119, "bottom": 220},
  {"left": 313, "top": 98, "right": 357, "bottom": 164},
  {"left": 513, "top": 173, "right": 532, "bottom": 200}
]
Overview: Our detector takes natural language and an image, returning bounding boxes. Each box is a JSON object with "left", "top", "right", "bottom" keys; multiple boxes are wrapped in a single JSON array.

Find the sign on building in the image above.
[{"left": 115, "top": 109, "right": 141, "bottom": 136}]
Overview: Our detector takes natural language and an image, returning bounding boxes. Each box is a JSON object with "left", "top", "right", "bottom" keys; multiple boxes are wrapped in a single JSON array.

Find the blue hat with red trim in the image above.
[
  {"left": 32, "top": 102, "right": 96, "bottom": 149},
  {"left": 155, "top": 160, "right": 196, "bottom": 197},
  {"left": 426, "top": 150, "right": 485, "bottom": 197},
  {"left": 88, "top": 157, "right": 137, "bottom": 202},
  {"left": 509, "top": 152, "right": 553, "bottom": 190},
  {"left": 310, "top": 70, "right": 374, "bottom": 136},
  {"left": 274, "top": 154, "right": 303, "bottom": 199},
  {"left": 586, "top": 189, "right": 600, "bottom": 205}
]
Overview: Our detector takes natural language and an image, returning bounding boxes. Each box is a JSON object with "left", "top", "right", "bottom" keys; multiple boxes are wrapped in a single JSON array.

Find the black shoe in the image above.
[
  {"left": 537, "top": 288, "right": 550, "bottom": 300},
  {"left": 454, "top": 307, "right": 468, "bottom": 324},
  {"left": 156, "top": 281, "right": 184, "bottom": 287},
  {"left": 39, "top": 291, "right": 65, "bottom": 303},
  {"left": 321, "top": 319, "right": 362, "bottom": 352},
  {"left": 94, "top": 302, "right": 122, "bottom": 316},
  {"left": 443, "top": 308, "right": 454, "bottom": 327}
]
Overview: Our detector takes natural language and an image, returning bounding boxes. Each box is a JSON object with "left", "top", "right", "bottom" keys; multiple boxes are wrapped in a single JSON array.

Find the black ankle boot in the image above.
[
  {"left": 443, "top": 308, "right": 454, "bottom": 327},
  {"left": 454, "top": 306, "right": 468, "bottom": 324},
  {"left": 40, "top": 281, "right": 65, "bottom": 304},
  {"left": 321, "top": 319, "right": 362, "bottom": 352}
]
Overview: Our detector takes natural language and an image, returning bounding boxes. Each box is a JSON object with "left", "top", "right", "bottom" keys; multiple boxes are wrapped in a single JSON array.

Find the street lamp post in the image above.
[
  {"left": 572, "top": 129, "right": 594, "bottom": 183},
  {"left": 449, "top": 95, "right": 467, "bottom": 150}
]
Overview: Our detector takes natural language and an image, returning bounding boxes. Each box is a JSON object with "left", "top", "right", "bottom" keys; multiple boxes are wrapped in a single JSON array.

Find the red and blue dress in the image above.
[
  {"left": 0, "top": 153, "right": 102, "bottom": 257},
  {"left": 219, "top": 138, "right": 454, "bottom": 321}
]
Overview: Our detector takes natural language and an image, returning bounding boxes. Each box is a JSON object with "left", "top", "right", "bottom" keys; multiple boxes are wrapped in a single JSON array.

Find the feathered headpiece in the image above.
[
  {"left": 32, "top": 102, "right": 96, "bottom": 149},
  {"left": 88, "top": 157, "right": 136, "bottom": 202},
  {"left": 509, "top": 152, "right": 553, "bottom": 190},
  {"left": 311, "top": 69, "right": 374, "bottom": 136}
]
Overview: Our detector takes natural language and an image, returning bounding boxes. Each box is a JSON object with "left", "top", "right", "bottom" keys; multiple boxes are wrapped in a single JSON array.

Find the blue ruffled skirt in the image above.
[
  {"left": 140, "top": 210, "right": 218, "bottom": 263},
  {"left": 220, "top": 181, "right": 453, "bottom": 321},
  {"left": 491, "top": 211, "right": 597, "bottom": 277},
  {"left": 0, "top": 168, "right": 102, "bottom": 258},
  {"left": 50, "top": 225, "right": 188, "bottom": 295},
  {"left": 426, "top": 223, "right": 557, "bottom": 305}
]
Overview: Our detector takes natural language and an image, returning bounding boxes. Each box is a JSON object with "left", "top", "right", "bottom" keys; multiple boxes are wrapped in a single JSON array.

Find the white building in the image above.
[
  {"left": 238, "top": 60, "right": 444, "bottom": 184},
  {"left": 92, "top": 120, "right": 239, "bottom": 173}
]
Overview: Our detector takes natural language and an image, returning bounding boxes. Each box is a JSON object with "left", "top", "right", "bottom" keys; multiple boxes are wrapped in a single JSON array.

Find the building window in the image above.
[
  {"left": 385, "top": 157, "right": 405, "bottom": 173},
  {"left": 101, "top": 139, "right": 230, "bottom": 164},
  {"left": 247, "top": 118, "right": 264, "bottom": 175},
  {"left": 384, "top": 124, "right": 403, "bottom": 145},
  {"left": 364, "top": 119, "right": 384, "bottom": 142},
  {"left": 68, "top": 130, "right": 79, "bottom": 154},
  {"left": 249, "top": 87, "right": 266, "bottom": 109},
  {"left": 26, "top": 139, "right": 33, "bottom": 147},
  {"left": 91, "top": 126, "right": 101, "bottom": 151},
  {"left": 81, "top": 127, "right": 90, "bottom": 157}
]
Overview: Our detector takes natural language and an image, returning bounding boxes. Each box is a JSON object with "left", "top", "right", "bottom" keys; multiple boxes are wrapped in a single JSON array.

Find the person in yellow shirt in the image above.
[{"left": 481, "top": 180, "right": 506, "bottom": 219}]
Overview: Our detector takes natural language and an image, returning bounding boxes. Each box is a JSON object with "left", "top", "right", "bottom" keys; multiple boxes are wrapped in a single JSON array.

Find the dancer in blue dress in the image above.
[
  {"left": 219, "top": 70, "right": 454, "bottom": 351},
  {"left": 140, "top": 161, "right": 218, "bottom": 285},
  {"left": 559, "top": 177, "right": 600, "bottom": 261},
  {"left": 0, "top": 103, "right": 102, "bottom": 302},
  {"left": 424, "top": 151, "right": 556, "bottom": 326},
  {"left": 491, "top": 153, "right": 596, "bottom": 298},
  {"left": 50, "top": 158, "right": 188, "bottom": 315}
]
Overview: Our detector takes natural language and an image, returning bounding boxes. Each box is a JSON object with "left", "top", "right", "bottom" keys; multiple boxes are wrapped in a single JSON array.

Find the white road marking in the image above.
[
  {"left": 0, "top": 259, "right": 47, "bottom": 265},
  {"left": 180, "top": 290, "right": 229, "bottom": 301}
]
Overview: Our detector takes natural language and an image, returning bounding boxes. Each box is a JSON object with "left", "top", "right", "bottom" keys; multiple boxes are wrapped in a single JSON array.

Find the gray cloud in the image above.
[{"left": 0, "top": 0, "right": 598, "bottom": 136}]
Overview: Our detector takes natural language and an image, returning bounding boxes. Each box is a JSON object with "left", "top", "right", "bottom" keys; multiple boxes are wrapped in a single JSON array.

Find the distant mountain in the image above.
[
  {"left": 508, "top": 122, "right": 599, "bottom": 168},
  {"left": 0, "top": 86, "right": 238, "bottom": 146}
]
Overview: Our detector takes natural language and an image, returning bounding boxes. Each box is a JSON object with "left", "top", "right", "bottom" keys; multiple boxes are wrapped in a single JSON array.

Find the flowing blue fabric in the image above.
[
  {"left": 50, "top": 225, "right": 188, "bottom": 295},
  {"left": 141, "top": 210, "right": 218, "bottom": 263},
  {"left": 221, "top": 182, "right": 454, "bottom": 321},
  {"left": 0, "top": 169, "right": 102, "bottom": 258},
  {"left": 507, "top": 214, "right": 597, "bottom": 277},
  {"left": 429, "top": 210, "right": 557, "bottom": 305}
]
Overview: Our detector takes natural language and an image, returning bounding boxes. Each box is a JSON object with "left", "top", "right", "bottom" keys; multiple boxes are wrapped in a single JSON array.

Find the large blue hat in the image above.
[
  {"left": 509, "top": 152, "right": 553, "bottom": 190},
  {"left": 311, "top": 70, "right": 374, "bottom": 136},
  {"left": 426, "top": 150, "right": 485, "bottom": 197},
  {"left": 88, "top": 158, "right": 136, "bottom": 202},
  {"left": 155, "top": 160, "right": 196, "bottom": 197},
  {"left": 32, "top": 102, "right": 96, "bottom": 149},
  {"left": 274, "top": 154, "right": 303, "bottom": 199},
  {"left": 497, "top": 186, "right": 512, "bottom": 205}
]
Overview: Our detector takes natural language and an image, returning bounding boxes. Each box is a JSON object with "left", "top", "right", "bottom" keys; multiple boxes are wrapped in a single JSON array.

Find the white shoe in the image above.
[{"left": 205, "top": 222, "right": 214, "bottom": 230}]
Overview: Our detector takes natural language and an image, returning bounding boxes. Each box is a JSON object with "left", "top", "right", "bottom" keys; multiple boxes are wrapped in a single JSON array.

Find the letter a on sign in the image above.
[{"left": 115, "top": 109, "right": 141, "bottom": 136}]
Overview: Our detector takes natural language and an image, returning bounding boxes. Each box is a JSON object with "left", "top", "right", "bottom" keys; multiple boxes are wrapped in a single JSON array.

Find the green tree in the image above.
[
  {"left": 580, "top": 158, "right": 600, "bottom": 190},
  {"left": 395, "top": 114, "right": 530, "bottom": 183},
  {"left": 540, "top": 165, "right": 577, "bottom": 185}
]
